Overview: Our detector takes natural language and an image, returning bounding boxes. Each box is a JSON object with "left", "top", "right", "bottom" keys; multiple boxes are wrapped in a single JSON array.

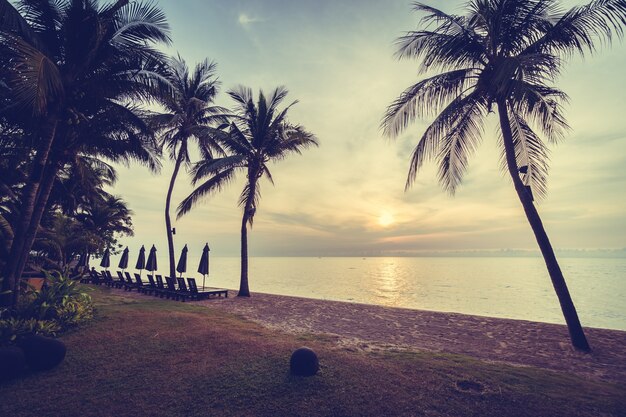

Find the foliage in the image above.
[
  {"left": 177, "top": 86, "right": 317, "bottom": 296},
  {"left": 150, "top": 55, "right": 227, "bottom": 168},
  {"left": 380, "top": 0, "right": 626, "bottom": 352},
  {"left": 17, "top": 270, "right": 93, "bottom": 325},
  {"left": 381, "top": 0, "right": 626, "bottom": 197},
  {"left": 74, "top": 194, "right": 134, "bottom": 256},
  {"left": 177, "top": 86, "right": 318, "bottom": 220},
  {"left": 148, "top": 54, "right": 226, "bottom": 279},
  {"left": 0, "top": 317, "right": 61, "bottom": 346},
  {"left": 0, "top": 0, "right": 170, "bottom": 304},
  {"left": 32, "top": 213, "right": 94, "bottom": 269},
  {"left": 0, "top": 270, "right": 93, "bottom": 345}
]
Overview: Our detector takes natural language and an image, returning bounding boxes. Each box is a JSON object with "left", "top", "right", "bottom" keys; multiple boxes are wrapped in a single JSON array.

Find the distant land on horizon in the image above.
[{"left": 228, "top": 248, "right": 626, "bottom": 258}]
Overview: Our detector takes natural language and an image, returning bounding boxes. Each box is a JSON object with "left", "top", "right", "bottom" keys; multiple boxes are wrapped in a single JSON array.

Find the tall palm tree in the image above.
[
  {"left": 177, "top": 86, "right": 317, "bottom": 297},
  {"left": 150, "top": 56, "right": 226, "bottom": 280},
  {"left": 0, "top": 0, "right": 170, "bottom": 304},
  {"left": 382, "top": 0, "right": 626, "bottom": 352}
]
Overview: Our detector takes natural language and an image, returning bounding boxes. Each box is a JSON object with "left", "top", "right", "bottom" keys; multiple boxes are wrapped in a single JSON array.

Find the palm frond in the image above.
[
  {"left": 436, "top": 96, "right": 486, "bottom": 194},
  {"left": 405, "top": 93, "right": 484, "bottom": 190},
  {"left": 2, "top": 33, "right": 63, "bottom": 114},
  {"left": 396, "top": 3, "right": 487, "bottom": 73},
  {"left": 526, "top": 0, "right": 626, "bottom": 57},
  {"left": 238, "top": 179, "right": 262, "bottom": 226},
  {"left": 190, "top": 155, "right": 247, "bottom": 184},
  {"left": 508, "top": 80, "right": 569, "bottom": 143},
  {"left": 261, "top": 165, "right": 274, "bottom": 185},
  {"left": 0, "top": 0, "right": 38, "bottom": 45},
  {"left": 265, "top": 125, "right": 318, "bottom": 159},
  {"left": 381, "top": 69, "right": 474, "bottom": 138},
  {"left": 500, "top": 109, "right": 551, "bottom": 200},
  {"left": 15, "top": 0, "right": 64, "bottom": 55},
  {"left": 227, "top": 85, "right": 254, "bottom": 110},
  {"left": 176, "top": 168, "right": 236, "bottom": 218},
  {"left": 110, "top": 0, "right": 171, "bottom": 47}
]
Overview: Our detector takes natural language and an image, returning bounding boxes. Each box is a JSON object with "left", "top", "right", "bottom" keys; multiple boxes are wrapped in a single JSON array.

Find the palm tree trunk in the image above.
[
  {"left": 11, "top": 160, "right": 59, "bottom": 305},
  {"left": 496, "top": 100, "right": 590, "bottom": 352},
  {"left": 238, "top": 177, "right": 257, "bottom": 297},
  {"left": 239, "top": 211, "right": 250, "bottom": 297},
  {"left": 165, "top": 149, "right": 185, "bottom": 280},
  {"left": 1, "top": 116, "right": 58, "bottom": 307}
]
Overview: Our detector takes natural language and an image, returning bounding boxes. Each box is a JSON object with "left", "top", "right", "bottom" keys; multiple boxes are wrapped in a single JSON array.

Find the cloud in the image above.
[{"left": 110, "top": 0, "right": 626, "bottom": 257}]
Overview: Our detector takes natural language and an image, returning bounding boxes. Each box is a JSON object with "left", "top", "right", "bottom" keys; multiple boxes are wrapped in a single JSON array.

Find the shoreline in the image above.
[
  {"left": 197, "top": 290, "right": 626, "bottom": 383},
  {"left": 216, "top": 288, "right": 626, "bottom": 332}
]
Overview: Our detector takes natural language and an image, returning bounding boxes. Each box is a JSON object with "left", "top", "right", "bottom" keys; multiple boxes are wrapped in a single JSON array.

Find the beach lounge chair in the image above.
[
  {"left": 143, "top": 275, "right": 158, "bottom": 295},
  {"left": 187, "top": 278, "right": 228, "bottom": 300},
  {"left": 133, "top": 273, "right": 147, "bottom": 293},
  {"left": 165, "top": 277, "right": 190, "bottom": 302},
  {"left": 90, "top": 269, "right": 103, "bottom": 285},
  {"left": 79, "top": 272, "right": 91, "bottom": 284},
  {"left": 104, "top": 270, "right": 115, "bottom": 287},
  {"left": 99, "top": 270, "right": 108, "bottom": 286},
  {"left": 123, "top": 272, "right": 136, "bottom": 291},
  {"left": 154, "top": 275, "right": 168, "bottom": 298},
  {"left": 176, "top": 277, "right": 195, "bottom": 301},
  {"left": 115, "top": 271, "right": 126, "bottom": 289}
]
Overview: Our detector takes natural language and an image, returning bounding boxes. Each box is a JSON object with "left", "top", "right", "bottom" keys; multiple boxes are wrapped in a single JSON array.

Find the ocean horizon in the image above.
[{"left": 103, "top": 255, "right": 626, "bottom": 332}]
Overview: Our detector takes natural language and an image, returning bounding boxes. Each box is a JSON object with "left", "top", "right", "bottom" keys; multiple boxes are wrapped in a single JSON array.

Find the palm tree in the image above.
[
  {"left": 150, "top": 56, "right": 226, "bottom": 280},
  {"left": 0, "top": 0, "right": 170, "bottom": 304},
  {"left": 177, "top": 86, "right": 317, "bottom": 297},
  {"left": 75, "top": 194, "right": 134, "bottom": 252},
  {"left": 49, "top": 156, "right": 118, "bottom": 216},
  {"left": 382, "top": 0, "right": 626, "bottom": 352},
  {"left": 33, "top": 213, "right": 92, "bottom": 269}
]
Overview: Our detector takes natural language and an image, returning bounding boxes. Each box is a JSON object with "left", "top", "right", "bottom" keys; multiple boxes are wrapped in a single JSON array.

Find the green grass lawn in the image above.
[{"left": 1, "top": 286, "right": 624, "bottom": 417}]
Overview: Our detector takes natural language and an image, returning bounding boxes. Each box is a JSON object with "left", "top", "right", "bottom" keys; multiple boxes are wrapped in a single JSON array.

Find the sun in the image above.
[{"left": 378, "top": 212, "right": 395, "bottom": 227}]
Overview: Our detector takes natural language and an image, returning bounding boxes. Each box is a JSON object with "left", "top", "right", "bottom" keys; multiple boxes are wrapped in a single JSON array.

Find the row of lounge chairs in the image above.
[{"left": 81, "top": 269, "right": 228, "bottom": 301}]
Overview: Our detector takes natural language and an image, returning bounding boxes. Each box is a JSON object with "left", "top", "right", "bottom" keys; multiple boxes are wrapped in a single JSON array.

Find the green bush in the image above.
[
  {"left": 17, "top": 270, "right": 94, "bottom": 327},
  {"left": 0, "top": 317, "right": 61, "bottom": 346},
  {"left": 0, "top": 270, "right": 94, "bottom": 346},
  {"left": 54, "top": 294, "right": 94, "bottom": 327}
]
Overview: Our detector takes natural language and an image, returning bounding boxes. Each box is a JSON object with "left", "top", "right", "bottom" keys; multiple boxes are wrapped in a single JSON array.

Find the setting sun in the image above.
[{"left": 378, "top": 212, "right": 395, "bottom": 227}]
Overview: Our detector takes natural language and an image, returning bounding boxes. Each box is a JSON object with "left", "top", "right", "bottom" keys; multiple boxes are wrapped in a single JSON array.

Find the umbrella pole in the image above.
[{"left": 203, "top": 274, "right": 206, "bottom": 290}]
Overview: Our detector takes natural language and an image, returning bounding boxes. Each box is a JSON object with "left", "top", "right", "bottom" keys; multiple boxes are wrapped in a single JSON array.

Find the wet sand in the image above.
[{"left": 199, "top": 292, "right": 626, "bottom": 383}]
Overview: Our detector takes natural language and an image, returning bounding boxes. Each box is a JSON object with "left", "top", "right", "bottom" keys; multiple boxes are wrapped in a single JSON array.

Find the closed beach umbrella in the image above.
[
  {"left": 197, "top": 243, "right": 210, "bottom": 288},
  {"left": 99, "top": 248, "right": 111, "bottom": 269},
  {"left": 146, "top": 245, "right": 158, "bottom": 273},
  {"left": 118, "top": 247, "right": 129, "bottom": 270},
  {"left": 176, "top": 244, "right": 188, "bottom": 277},
  {"left": 135, "top": 245, "right": 146, "bottom": 276}
]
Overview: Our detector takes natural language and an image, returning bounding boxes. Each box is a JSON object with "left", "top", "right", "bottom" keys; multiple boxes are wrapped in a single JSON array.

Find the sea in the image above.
[{"left": 119, "top": 256, "right": 626, "bottom": 331}]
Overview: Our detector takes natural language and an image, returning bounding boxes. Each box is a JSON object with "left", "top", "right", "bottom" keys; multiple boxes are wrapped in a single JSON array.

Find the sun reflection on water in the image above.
[{"left": 374, "top": 261, "right": 403, "bottom": 307}]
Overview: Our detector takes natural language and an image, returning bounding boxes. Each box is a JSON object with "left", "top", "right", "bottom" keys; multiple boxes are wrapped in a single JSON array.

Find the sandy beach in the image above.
[{"left": 199, "top": 292, "right": 626, "bottom": 384}]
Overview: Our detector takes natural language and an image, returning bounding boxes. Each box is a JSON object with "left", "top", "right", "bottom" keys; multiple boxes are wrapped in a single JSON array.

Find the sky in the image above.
[{"left": 110, "top": 0, "right": 626, "bottom": 258}]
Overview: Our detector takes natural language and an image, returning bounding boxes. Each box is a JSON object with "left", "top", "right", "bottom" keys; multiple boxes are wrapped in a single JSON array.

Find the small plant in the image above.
[
  {"left": 0, "top": 317, "right": 61, "bottom": 346},
  {"left": 16, "top": 270, "right": 94, "bottom": 325},
  {"left": 0, "top": 270, "right": 95, "bottom": 346}
]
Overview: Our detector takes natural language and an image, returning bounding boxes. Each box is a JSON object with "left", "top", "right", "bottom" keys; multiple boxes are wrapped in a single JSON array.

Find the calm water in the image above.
[{"left": 121, "top": 256, "right": 626, "bottom": 331}]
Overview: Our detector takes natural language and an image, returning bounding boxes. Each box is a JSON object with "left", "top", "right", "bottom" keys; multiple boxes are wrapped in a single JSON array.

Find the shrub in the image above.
[
  {"left": 17, "top": 270, "right": 94, "bottom": 328},
  {"left": 0, "top": 317, "right": 61, "bottom": 346},
  {"left": 0, "top": 270, "right": 93, "bottom": 347},
  {"left": 55, "top": 294, "right": 94, "bottom": 327}
]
